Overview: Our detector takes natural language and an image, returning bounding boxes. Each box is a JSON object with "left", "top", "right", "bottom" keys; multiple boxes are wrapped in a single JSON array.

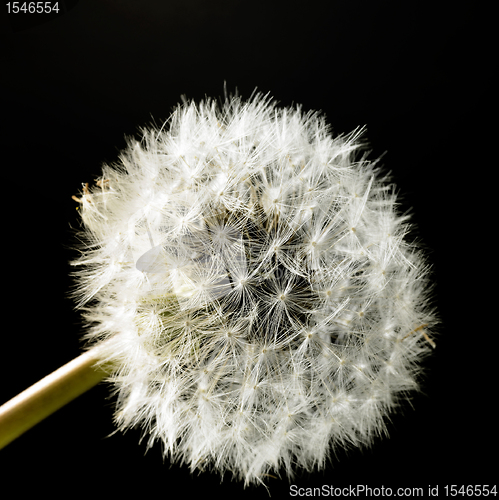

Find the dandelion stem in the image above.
[{"left": 0, "top": 346, "right": 107, "bottom": 449}]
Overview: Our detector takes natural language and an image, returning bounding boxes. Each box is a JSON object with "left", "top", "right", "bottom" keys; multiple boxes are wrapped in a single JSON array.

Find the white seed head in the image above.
[{"left": 71, "top": 93, "right": 437, "bottom": 485}]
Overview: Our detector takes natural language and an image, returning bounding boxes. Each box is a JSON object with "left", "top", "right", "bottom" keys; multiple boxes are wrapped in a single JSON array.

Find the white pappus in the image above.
[{"left": 71, "top": 93, "right": 437, "bottom": 485}]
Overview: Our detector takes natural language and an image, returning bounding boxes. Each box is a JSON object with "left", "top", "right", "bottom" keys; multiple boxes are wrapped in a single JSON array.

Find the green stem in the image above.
[{"left": 0, "top": 346, "right": 108, "bottom": 449}]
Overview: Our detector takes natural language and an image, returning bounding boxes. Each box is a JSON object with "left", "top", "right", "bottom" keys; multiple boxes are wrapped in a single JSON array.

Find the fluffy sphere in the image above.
[{"left": 71, "top": 93, "right": 436, "bottom": 485}]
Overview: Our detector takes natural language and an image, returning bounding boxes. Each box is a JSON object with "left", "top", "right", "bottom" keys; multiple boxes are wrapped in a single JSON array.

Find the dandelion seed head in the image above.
[{"left": 71, "top": 92, "right": 437, "bottom": 486}]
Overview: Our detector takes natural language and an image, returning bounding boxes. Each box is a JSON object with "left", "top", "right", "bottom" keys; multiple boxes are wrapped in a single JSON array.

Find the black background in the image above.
[{"left": 0, "top": 1, "right": 493, "bottom": 497}]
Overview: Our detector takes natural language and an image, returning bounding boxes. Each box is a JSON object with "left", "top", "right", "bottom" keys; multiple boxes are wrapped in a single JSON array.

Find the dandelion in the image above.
[{"left": 0, "top": 92, "right": 437, "bottom": 485}]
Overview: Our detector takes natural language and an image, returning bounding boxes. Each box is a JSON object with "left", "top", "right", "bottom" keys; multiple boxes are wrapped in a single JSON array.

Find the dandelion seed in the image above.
[{"left": 70, "top": 92, "right": 437, "bottom": 485}]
